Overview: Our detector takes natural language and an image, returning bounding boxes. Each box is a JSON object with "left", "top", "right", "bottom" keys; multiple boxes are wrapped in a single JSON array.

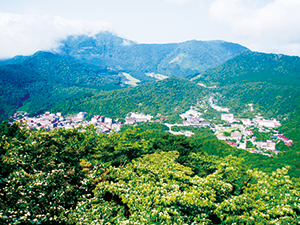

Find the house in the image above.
[
  {"left": 277, "top": 134, "right": 293, "bottom": 146},
  {"left": 221, "top": 114, "right": 234, "bottom": 122},
  {"left": 112, "top": 123, "right": 123, "bottom": 132},
  {"left": 255, "top": 119, "right": 281, "bottom": 128},
  {"left": 238, "top": 142, "right": 246, "bottom": 149},
  {"left": 246, "top": 129, "right": 254, "bottom": 136},
  {"left": 241, "top": 118, "right": 251, "bottom": 126},
  {"left": 72, "top": 117, "right": 83, "bottom": 123},
  {"left": 125, "top": 118, "right": 136, "bottom": 125},
  {"left": 91, "top": 115, "right": 102, "bottom": 124},
  {"left": 104, "top": 117, "right": 113, "bottom": 124},
  {"left": 200, "top": 122, "right": 211, "bottom": 127},
  {"left": 217, "top": 134, "right": 227, "bottom": 141},
  {"left": 217, "top": 131, "right": 242, "bottom": 142},
  {"left": 257, "top": 140, "right": 276, "bottom": 151},
  {"left": 234, "top": 118, "right": 241, "bottom": 123},
  {"left": 230, "top": 131, "right": 242, "bottom": 141},
  {"left": 77, "top": 112, "right": 87, "bottom": 120},
  {"left": 225, "top": 141, "right": 238, "bottom": 148},
  {"left": 179, "top": 108, "right": 202, "bottom": 119},
  {"left": 135, "top": 117, "right": 148, "bottom": 123}
]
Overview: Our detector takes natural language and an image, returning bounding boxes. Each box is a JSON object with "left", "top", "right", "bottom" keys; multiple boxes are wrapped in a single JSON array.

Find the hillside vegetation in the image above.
[{"left": 51, "top": 76, "right": 205, "bottom": 120}]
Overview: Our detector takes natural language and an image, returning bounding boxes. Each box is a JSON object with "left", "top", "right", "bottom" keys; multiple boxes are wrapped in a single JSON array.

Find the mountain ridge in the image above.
[{"left": 55, "top": 31, "right": 248, "bottom": 78}]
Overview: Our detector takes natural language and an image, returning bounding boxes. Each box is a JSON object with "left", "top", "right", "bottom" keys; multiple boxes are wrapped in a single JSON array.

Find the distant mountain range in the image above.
[{"left": 55, "top": 31, "right": 248, "bottom": 79}]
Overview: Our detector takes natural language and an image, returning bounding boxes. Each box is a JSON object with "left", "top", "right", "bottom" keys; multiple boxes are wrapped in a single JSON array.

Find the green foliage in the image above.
[
  {"left": 191, "top": 50, "right": 300, "bottom": 129},
  {"left": 215, "top": 167, "right": 300, "bottom": 224},
  {"left": 69, "top": 152, "right": 299, "bottom": 224},
  {"left": 52, "top": 76, "right": 205, "bottom": 119},
  {"left": 0, "top": 123, "right": 299, "bottom": 224},
  {"left": 0, "top": 124, "right": 106, "bottom": 224},
  {"left": 246, "top": 140, "right": 255, "bottom": 149},
  {"left": 223, "top": 131, "right": 231, "bottom": 137},
  {"left": 190, "top": 50, "right": 300, "bottom": 178},
  {"left": 120, "top": 122, "right": 169, "bottom": 134}
]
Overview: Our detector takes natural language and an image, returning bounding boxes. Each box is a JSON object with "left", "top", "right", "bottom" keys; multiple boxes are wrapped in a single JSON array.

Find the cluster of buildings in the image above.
[
  {"left": 125, "top": 112, "right": 167, "bottom": 125},
  {"left": 180, "top": 108, "right": 211, "bottom": 128},
  {"left": 10, "top": 109, "right": 293, "bottom": 157},
  {"left": 221, "top": 114, "right": 281, "bottom": 128},
  {"left": 11, "top": 111, "right": 123, "bottom": 133},
  {"left": 182, "top": 117, "right": 211, "bottom": 127},
  {"left": 217, "top": 113, "right": 293, "bottom": 155}
]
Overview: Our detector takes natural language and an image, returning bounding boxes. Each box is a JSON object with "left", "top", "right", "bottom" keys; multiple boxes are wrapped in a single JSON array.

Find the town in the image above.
[{"left": 10, "top": 108, "right": 293, "bottom": 157}]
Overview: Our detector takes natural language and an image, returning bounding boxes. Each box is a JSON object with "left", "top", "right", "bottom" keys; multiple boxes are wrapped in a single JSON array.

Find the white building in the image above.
[
  {"left": 180, "top": 108, "right": 202, "bottom": 119},
  {"left": 257, "top": 140, "right": 276, "bottom": 151},
  {"left": 255, "top": 119, "right": 281, "bottom": 128},
  {"left": 230, "top": 131, "right": 242, "bottom": 141},
  {"left": 77, "top": 112, "right": 87, "bottom": 120},
  {"left": 221, "top": 114, "right": 234, "bottom": 122},
  {"left": 241, "top": 118, "right": 251, "bottom": 126},
  {"left": 104, "top": 117, "right": 113, "bottom": 124}
]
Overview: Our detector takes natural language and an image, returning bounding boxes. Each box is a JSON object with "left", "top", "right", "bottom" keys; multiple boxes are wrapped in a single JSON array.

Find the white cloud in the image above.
[
  {"left": 210, "top": 0, "right": 300, "bottom": 56},
  {"left": 0, "top": 13, "right": 111, "bottom": 59}
]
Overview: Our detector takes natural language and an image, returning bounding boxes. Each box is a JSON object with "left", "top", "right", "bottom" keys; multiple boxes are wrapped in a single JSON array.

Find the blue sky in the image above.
[{"left": 1, "top": 0, "right": 300, "bottom": 58}]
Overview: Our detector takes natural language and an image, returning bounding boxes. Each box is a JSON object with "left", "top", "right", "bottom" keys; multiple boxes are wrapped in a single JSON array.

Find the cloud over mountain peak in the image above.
[{"left": 0, "top": 12, "right": 111, "bottom": 59}]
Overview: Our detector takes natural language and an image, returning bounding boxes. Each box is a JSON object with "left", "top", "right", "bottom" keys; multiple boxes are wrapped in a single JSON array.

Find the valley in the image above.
[{"left": 1, "top": 31, "right": 300, "bottom": 224}]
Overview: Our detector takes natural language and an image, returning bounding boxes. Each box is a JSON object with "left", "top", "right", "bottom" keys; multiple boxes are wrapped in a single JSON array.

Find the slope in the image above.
[
  {"left": 0, "top": 65, "right": 46, "bottom": 121},
  {"left": 0, "top": 52, "right": 124, "bottom": 121}
]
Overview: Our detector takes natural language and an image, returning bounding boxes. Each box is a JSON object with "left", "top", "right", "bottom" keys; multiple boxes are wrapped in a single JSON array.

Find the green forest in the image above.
[
  {"left": 0, "top": 52, "right": 123, "bottom": 122},
  {"left": 1, "top": 121, "right": 299, "bottom": 224},
  {"left": 50, "top": 76, "right": 205, "bottom": 120}
]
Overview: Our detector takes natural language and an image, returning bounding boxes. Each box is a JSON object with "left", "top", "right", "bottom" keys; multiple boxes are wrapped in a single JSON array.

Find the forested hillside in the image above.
[
  {"left": 0, "top": 52, "right": 123, "bottom": 121},
  {"left": 51, "top": 76, "right": 205, "bottom": 120},
  {"left": 0, "top": 122, "right": 299, "bottom": 224}
]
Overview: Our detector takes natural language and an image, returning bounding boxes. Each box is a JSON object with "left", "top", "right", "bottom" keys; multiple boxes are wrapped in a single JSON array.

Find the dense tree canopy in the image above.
[{"left": 0, "top": 122, "right": 299, "bottom": 224}]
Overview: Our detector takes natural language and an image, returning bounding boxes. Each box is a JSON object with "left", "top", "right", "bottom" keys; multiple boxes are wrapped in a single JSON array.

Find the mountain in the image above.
[
  {"left": 55, "top": 31, "right": 248, "bottom": 79},
  {"left": 0, "top": 32, "right": 248, "bottom": 121},
  {"left": 1, "top": 51, "right": 123, "bottom": 88},
  {"left": 191, "top": 50, "right": 300, "bottom": 86}
]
